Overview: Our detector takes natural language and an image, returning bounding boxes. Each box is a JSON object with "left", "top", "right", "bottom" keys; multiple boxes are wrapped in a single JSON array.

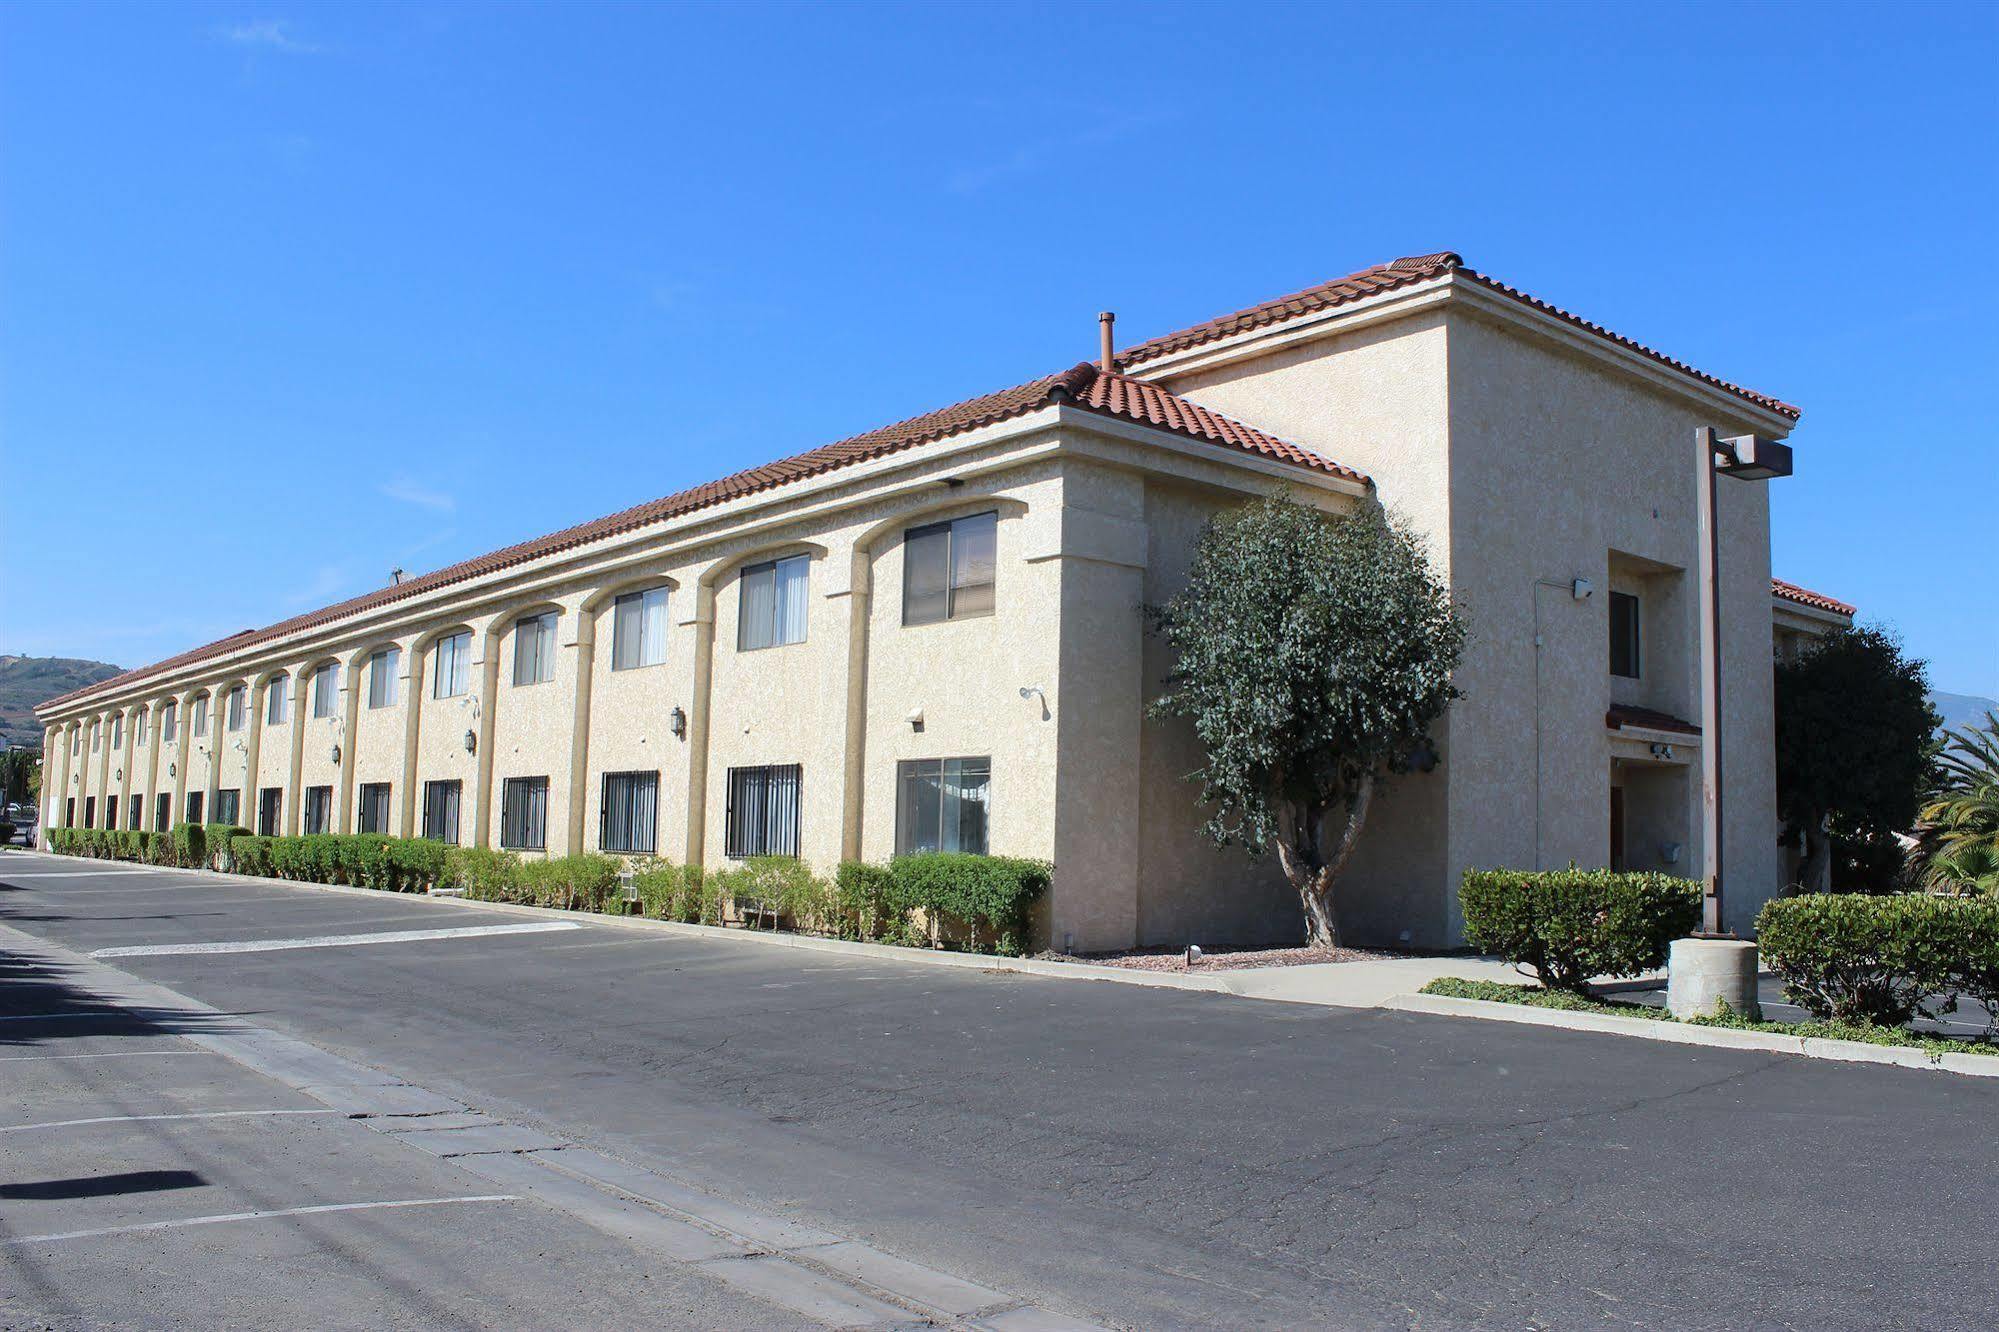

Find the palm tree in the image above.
[{"left": 1922, "top": 710, "right": 1999, "bottom": 893}]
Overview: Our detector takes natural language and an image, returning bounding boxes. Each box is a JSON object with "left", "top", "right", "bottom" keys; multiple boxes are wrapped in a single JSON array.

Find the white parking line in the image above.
[
  {"left": 0, "top": 1109, "right": 340, "bottom": 1134},
  {"left": 0, "top": 1050, "right": 219, "bottom": 1063},
  {"left": 5, "top": 1195, "right": 521, "bottom": 1245},
  {"left": 91, "top": 921, "right": 581, "bottom": 958},
  {"left": 0, "top": 870, "right": 164, "bottom": 879}
]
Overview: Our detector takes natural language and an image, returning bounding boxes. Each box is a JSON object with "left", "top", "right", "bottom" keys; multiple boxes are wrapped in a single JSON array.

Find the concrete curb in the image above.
[{"left": 1383, "top": 992, "right": 1999, "bottom": 1079}]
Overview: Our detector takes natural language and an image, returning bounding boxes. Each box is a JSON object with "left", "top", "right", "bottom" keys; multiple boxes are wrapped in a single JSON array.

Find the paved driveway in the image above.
[{"left": 3, "top": 851, "right": 1995, "bottom": 1330}]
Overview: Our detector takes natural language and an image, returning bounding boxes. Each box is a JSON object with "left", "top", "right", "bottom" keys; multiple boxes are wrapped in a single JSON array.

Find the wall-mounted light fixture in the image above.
[
  {"left": 906, "top": 707, "right": 924, "bottom": 734},
  {"left": 329, "top": 744, "right": 342, "bottom": 765},
  {"left": 168, "top": 762, "right": 177, "bottom": 779},
  {"left": 1648, "top": 742, "right": 1676, "bottom": 761},
  {"left": 1018, "top": 685, "right": 1049, "bottom": 720},
  {"left": 462, "top": 729, "right": 477, "bottom": 755},
  {"left": 669, "top": 706, "right": 687, "bottom": 739}
]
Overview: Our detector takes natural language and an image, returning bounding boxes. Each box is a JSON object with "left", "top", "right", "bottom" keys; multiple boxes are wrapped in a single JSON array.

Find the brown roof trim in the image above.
[
  {"left": 1771, "top": 578, "right": 1856, "bottom": 617},
  {"left": 1119, "top": 251, "right": 1801, "bottom": 421},
  {"left": 1606, "top": 703, "right": 1701, "bottom": 736},
  {"left": 40, "top": 365, "right": 1357, "bottom": 715}
]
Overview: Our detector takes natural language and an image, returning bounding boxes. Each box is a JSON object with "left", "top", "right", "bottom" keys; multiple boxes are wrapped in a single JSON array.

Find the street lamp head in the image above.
[{"left": 1716, "top": 434, "right": 1793, "bottom": 481}]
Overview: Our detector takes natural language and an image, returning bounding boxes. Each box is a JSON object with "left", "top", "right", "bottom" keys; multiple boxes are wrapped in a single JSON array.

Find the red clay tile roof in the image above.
[
  {"left": 1771, "top": 578, "right": 1855, "bottom": 617},
  {"left": 1118, "top": 252, "right": 1801, "bottom": 420},
  {"left": 1606, "top": 703, "right": 1701, "bottom": 736},
  {"left": 40, "top": 365, "right": 1357, "bottom": 715}
]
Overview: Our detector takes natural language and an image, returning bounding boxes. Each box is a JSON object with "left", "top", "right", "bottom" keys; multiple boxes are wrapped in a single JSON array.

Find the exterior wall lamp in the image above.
[
  {"left": 669, "top": 706, "right": 686, "bottom": 739},
  {"left": 329, "top": 744, "right": 342, "bottom": 765},
  {"left": 462, "top": 729, "right": 477, "bottom": 755}
]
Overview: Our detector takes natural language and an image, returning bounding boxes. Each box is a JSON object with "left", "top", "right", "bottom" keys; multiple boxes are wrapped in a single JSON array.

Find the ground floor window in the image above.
[
  {"left": 501, "top": 776, "right": 549, "bottom": 851},
  {"left": 215, "top": 789, "right": 240, "bottom": 828},
  {"left": 599, "top": 770, "right": 657, "bottom": 854},
  {"left": 258, "top": 787, "right": 283, "bottom": 837},
  {"left": 896, "top": 757, "right": 991, "bottom": 856},
  {"left": 303, "top": 785, "right": 333, "bottom": 835},
  {"left": 725, "top": 764, "right": 800, "bottom": 859},
  {"left": 155, "top": 793, "right": 170, "bottom": 832},
  {"left": 105, "top": 797, "right": 117, "bottom": 830},
  {"left": 129, "top": 795, "right": 142, "bottom": 830},
  {"left": 357, "top": 782, "right": 391, "bottom": 834},
  {"left": 186, "top": 791, "right": 204, "bottom": 824},
  {"left": 422, "top": 780, "right": 461, "bottom": 843},
  {"left": 65, "top": 797, "right": 75, "bottom": 828},
  {"left": 84, "top": 796, "right": 96, "bottom": 829}
]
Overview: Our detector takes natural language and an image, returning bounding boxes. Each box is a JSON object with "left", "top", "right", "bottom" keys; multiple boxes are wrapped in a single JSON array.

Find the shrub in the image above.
[
  {"left": 171, "top": 823, "right": 207, "bottom": 869},
  {"left": 834, "top": 861, "right": 904, "bottom": 942},
  {"left": 204, "top": 823, "right": 249, "bottom": 871},
  {"left": 715, "top": 857, "right": 828, "bottom": 930},
  {"left": 500, "top": 853, "right": 620, "bottom": 911},
  {"left": 1459, "top": 867, "right": 1701, "bottom": 995},
  {"left": 230, "top": 836, "right": 274, "bottom": 877},
  {"left": 1755, "top": 892, "right": 1998, "bottom": 1027},
  {"left": 0, "top": 821, "right": 14, "bottom": 844},
  {"left": 448, "top": 846, "right": 521, "bottom": 899},
  {"left": 384, "top": 838, "right": 450, "bottom": 892},
  {"left": 629, "top": 858, "right": 707, "bottom": 923},
  {"left": 890, "top": 852, "right": 1052, "bottom": 955}
]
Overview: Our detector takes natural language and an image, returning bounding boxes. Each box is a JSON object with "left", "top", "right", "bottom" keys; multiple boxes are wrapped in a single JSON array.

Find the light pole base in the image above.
[{"left": 1667, "top": 937, "right": 1760, "bottom": 1021}]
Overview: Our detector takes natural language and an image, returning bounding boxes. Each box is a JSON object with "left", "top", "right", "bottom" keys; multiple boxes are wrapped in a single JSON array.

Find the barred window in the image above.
[
  {"left": 85, "top": 796, "right": 96, "bottom": 828},
  {"left": 357, "top": 782, "right": 391, "bottom": 834},
  {"left": 303, "top": 785, "right": 333, "bottom": 835},
  {"left": 155, "top": 793, "right": 170, "bottom": 832},
  {"left": 368, "top": 647, "right": 400, "bottom": 709},
  {"left": 215, "top": 789, "right": 240, "bottom": 827},
  {"left": 422, "top": 780, "right": 462, "bottom": 843},
  {"left": 513, "top": 613, "right": 558, "bottom": 686},
  {"left": 104, "top": 796, "right": 116, "bottom": 829},
  {"left": 599, "top": 770, "right": 658, "bottom": 854},
  {"left": 185, "top": 791, "right": 204, "bottom": 824},
  {"left": 501, "top": 776, "right": 549, "bottom": 851},
  {"left": 725, "top": 764, "right": 801, "bottom": 859},
  {"left": 130, "top": 794, "right": 143, "bottom": 831},
  {"left": 258, "top": 787, "right": 283, "bottom": 837}
]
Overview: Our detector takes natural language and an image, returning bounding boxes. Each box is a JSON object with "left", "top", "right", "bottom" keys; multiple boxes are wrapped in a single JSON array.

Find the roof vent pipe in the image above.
[
  {"left": 1098, "top": 311, "right": 1115, "bottom": 373},
  {"left": 390, "top": 567, "right": 405, "bottom": 586}
]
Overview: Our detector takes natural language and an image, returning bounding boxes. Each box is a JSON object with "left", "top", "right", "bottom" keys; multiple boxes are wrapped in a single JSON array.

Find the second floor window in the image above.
[
  {"left": 513, "top": 612, "right": 558, "bottom": 686},
  {"left": 368, "top": 647, "right": 400, "bottom": 709},
  {"left": 434, "top": 633, "right": 471, "bottom": 699},
  {"left": 903, "top": 511, "right": 997, "bottom": 626},
  {"left": 191, "top": 696, "right": 208, "bottom": 736},
  {"left": 1610, "top": 591, "right": 1642, "bottom": 679},
  {"left": 611, "top": 587, "right": 669, "bottom": 671},
  {"left": 136, "top": 707, "right": 147, "bottom": 744},
  {"left": 110, "top": 714, "right": 122, "bottom": 749},
  {"left": 226, "top": 685, "right": 246, "bottom": 732},
  {"left": 90, "top": 721, "right": 100, "bottom": 752},
  {"left": 738, "top": 555, "right": 809, "bottom": 651},
  {"left": 267, "top": 675, "right": 290, "bottom": 725},
  {"left": 162, "top": 700, "right": 177, "bottom": 743},
  {"left": 311, "top": 663, "right": 340, "bottom": 717}
]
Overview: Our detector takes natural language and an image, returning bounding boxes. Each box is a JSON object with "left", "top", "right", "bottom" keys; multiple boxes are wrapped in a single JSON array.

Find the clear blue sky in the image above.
[{"left": 3, "top": 1, "right": 1993, "bottom": 696}]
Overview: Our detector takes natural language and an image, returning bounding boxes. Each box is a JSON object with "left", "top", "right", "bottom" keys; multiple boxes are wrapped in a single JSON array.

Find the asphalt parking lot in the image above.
[{"left": 4, "top": 849, "right": 1997, "bottom": 1330}]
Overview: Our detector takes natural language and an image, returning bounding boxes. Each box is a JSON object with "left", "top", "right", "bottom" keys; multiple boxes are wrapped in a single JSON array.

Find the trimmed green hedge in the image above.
[
  {"left": 1757, "top": 892, "right": 1999, "bottom": 1029},
  {"left": 1460, "top": 867, "right": 1701, "bottom": 995}
]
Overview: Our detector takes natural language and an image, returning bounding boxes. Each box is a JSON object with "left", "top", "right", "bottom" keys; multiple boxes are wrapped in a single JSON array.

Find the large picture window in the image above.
[
  {"left": 303, "top": 785, "right": 333, "bottom": 835},
  {"left": 738, "top": 555, "right": 809, "bottom": 651},
  {"left": 903, "top": 511, "right": 997, "bottom": 626},
  {"left": 368, "top": 647, "right": 400, "bottom": 708},
  {"left": 725, "top": 764, "right": 801, "bottom": 859},
  {"left": 433, "top": 633, "right": 472, "bottom": 699},
  {"left": 1609, "top": 591, "right": 1642, "bottom": 679},
  {"left": 357, "top": 782, "right": 391, "bottom": 834},
  {"left": 611, "top": 587, "right": 669, "bottom": 671},
  {"left": 896, "top": 757, "right": 991, "bottom": 856},
  {"left": 513, "top": 613, "right": 558, "bottom": 686},
  {"left": 599, "top": 770, "right": 658, "bottom": 854},
  {"left": 501, "top": 776, "right": 549, "bottom": 851},
  {"left": 421, "top": 780, "right": 462, "bottom": 843}
]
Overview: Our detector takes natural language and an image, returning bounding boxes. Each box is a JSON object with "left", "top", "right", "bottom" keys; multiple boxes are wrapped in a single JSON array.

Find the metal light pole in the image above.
[{"left": 1691, "top": 427, "right": 1793, "bottom": 936}]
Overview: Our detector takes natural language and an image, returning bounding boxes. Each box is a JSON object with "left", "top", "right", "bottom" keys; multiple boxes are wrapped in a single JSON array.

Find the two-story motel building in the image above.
[{"left": 37, "top": 252, "right": 1848, "bottom": 948}]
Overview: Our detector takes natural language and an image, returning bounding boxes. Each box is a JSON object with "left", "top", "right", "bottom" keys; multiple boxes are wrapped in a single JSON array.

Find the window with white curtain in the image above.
[
  {"left": 738, "top": 555, "right": 810, "bottom": 651},
  {"left": 191, "top": 695, "right": 208, "bottom": 736},
  {"left": 368, "top": 647, "right": 400, "bottom": 708},
  {"left": 896, "top": 757, "right": 992, "bottom": 856},
  {"left": 725, "top": 764, "right": 801, "bottom": 859},
  {"left": 599, "top": 770, "right": 658, "bottom": 853},
  {"left": 611, "top": 587, "right": 669, "bottom": 670},
  {"left": 226, "top": 686, "right": 246, "bottom": 732},
  {"left": 162, "top": 700, "right": 178, "bottom": 743},
  {"left": 311, "top": 663, "right": 340, "bottom": 717},
  {"left": 303, "top": 785, "right": 333, "bottom": 835},
  {"left": 215, "top": 788, "right": 241, "bottom": 827},
  {"left": 357, "top": 782, "right": 391, "bottom": 834},
  {"left": 513, "top": 612, "right": 558, "bottom": 686},
  {"left": 266, "top": 675, "right": 290, "bottom": 725},
  {"left": 902, "top": 511, "right": 997, "bottom": 626},
  {"left": 433, "top": 633, "right": 471, "bottom": 698},
  {"left": 501, "top": 776, "right": 549, "bottom": 850}
]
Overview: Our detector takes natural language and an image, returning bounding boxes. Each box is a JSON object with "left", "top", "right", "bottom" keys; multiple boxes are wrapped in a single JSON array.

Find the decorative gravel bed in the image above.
[{"left": 1048, "top": 943, "right": 1400, "bottom": 972}]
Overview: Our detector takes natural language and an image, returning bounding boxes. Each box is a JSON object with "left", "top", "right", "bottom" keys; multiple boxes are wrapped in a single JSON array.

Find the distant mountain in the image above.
[
  {"left": 1931, "top": 691, "right": 1998, "bottom": 735},
  {"left": 0, "top": 655, "right": 124, "bottom": 749}
]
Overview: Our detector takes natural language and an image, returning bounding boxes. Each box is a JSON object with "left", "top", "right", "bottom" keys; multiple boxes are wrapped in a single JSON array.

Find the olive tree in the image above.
[{"left": 1148, "top": 494, "right": 1465, "bottom": 948}]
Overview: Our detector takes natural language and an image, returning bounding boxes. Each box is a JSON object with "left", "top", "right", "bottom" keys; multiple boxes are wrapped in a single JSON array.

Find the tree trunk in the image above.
[
  {"left": 1801, "top": 815, "right": 1834, "bottom": 892},
  {"left": 1275, "top": 775, "right": 1377, "bottom": 950}
]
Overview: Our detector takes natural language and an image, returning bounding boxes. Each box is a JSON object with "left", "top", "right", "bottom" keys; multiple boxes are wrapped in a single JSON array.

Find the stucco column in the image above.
[
  {"left": 285, "top": 667, "right": 311, "bottom": 834},
  {"left": 682, "top": 582, "right": 717, "bottom": 867},
  {"left": 337, "top": 658, "right": 362, "bottom": 834},
  {"left": 171, "top": 690, "right": 195, "bottom": 825},
  {"left": 565, "top": 608, "right": 597, "bottom": 857},
  {"left": 204, "top": 682, "right": 226, "bottom": 820},
  {"left": 95, "top": 711, "right": 113, "bottom": 826},
  {"left": 837, "top": 545, "right": 871, "bottom": 862},
  {"left": 473, "top": 622, "right": 501, "bottom": 848},
  {"left": 399, "top": 644, "right": 426, "bottom": 839},
  {"left": 141, "top": 702, "right": 162, "bottom": 831},
  {"left": 243, "top": 680, "right": 266, "bottom": 833}
]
